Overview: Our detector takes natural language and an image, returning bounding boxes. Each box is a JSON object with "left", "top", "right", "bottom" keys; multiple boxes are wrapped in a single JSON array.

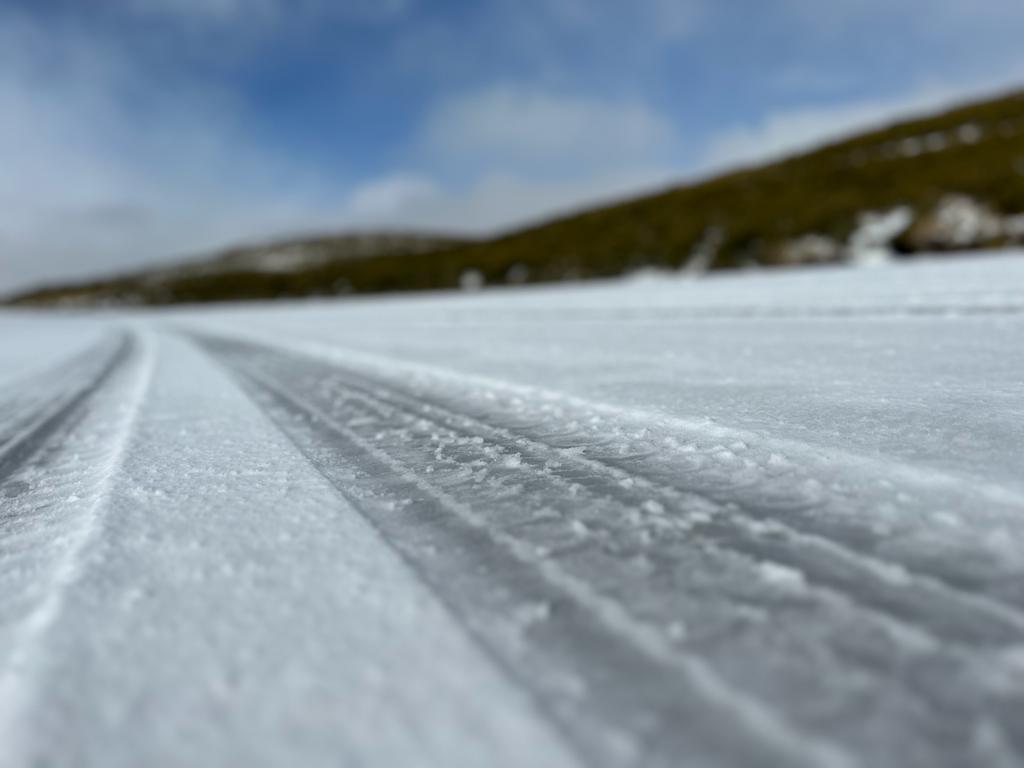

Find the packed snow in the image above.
[{"left": 2, "top": 251, "right": 1024, "bottom": 767}]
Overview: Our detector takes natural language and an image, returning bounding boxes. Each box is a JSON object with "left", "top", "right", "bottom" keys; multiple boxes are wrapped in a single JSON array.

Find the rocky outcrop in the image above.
[{"left": 894, "top": 195, "right": 1004, "bottom": 252}]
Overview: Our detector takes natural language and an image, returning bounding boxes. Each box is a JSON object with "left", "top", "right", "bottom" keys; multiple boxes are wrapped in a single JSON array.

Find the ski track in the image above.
[
  {"left": 199, "top": 337, "right": 852, "bottom": 768},
  {"left": 1, "top": 254, "right": 1024, "bottom": 767},
  {"left": 0, "top": 332, "right": 581, "bottom": 768},
  {"left": 0, "top": 332, "right": 131, "bottom": 480},
  {"left": 193, "top": 332, "right": 1024, "bottom": 768},
  {"left": 0, "top": 329, "right": 153, "bottom": 759}
]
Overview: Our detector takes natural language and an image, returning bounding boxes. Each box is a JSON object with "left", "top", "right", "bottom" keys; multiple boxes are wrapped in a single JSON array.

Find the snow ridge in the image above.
[
  {"left": 0, "top": 330, "right": 154, "bottom": 762},
  {"left": 0, "top": 332, "right": 131, "bottom": 480}
]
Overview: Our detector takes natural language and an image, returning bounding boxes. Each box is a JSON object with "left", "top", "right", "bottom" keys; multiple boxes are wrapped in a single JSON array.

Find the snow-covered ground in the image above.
[{"left": 1, "top": 252, "right": 1023, "bottom": 767}]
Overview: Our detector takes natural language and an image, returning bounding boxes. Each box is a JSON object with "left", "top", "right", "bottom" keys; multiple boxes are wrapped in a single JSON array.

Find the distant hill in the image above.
[
  {"left": 187, "top": 232, "right": 469, "bottom": 276},
  {"left": 7, "top": 232, "right": 470, "bottom": 306},
  {"left": 7, "top": 88, "right": 1024, "bottom": 306}
]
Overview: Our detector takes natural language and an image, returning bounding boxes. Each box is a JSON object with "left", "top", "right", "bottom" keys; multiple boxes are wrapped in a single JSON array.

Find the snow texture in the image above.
[{"left": 2, "top": 251, "right": 1024, "bottom": 767}]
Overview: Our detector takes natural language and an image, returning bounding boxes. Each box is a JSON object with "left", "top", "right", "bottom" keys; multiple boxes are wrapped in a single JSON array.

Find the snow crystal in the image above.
[{"left": 757, "top": 562, "right": 807, "bottom": 590}]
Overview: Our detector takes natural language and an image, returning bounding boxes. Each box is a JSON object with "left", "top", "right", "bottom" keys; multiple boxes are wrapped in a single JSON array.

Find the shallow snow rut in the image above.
[
  {"left": 0, "top": 332, "right": 132, "bottom": 481},
  {"left": 0, "top": 330, "right": 152, "bottom": 754},
  {"left": 196, "top": 333, "right": 1024, "bottom": 768},
  {"left": 1, "top": 333, "right": 580, "bottom": 768}
]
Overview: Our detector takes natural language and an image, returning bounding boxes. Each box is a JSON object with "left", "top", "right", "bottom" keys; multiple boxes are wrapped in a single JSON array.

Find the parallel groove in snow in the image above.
[
  {"left": 195, "top": 334, "right": 1024, "bottom": 767},
  {"left": 3, "top": 334, "right": 580, "bottom": 768},
  {"left": 201, "top": 336, "right": 854, "bottom": 768},
  {"left": 0, "top": 332, "right": 131, "bottom": 483},
  {"left": 327, "top": 374, "right": 1012, "bottom": 658},
  {"left": 300, "top": 354, "right": 1024, "bottom": 646},
  {"left": 0, "top": 331, "right": 153, "bottom": 759}
]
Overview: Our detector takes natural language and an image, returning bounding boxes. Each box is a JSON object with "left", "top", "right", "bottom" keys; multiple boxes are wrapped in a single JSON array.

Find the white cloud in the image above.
[
  {"left": 0, "top": 10, "right": 346, "bottom": 292},
  {"left": 700, "top": 76, "right": 1024, "bottom": 171},
  {"left": 702, "top": 99, "right": 924, "bottom": 170},
  {"left": 125, "top": 0, "right": 274, "bottom": 21},
  {"left": 533, "top": 0, "right": 702, "bottom": 41},
  {"left": 0, "top": 12, "right": 681, "bottom": 294},
  {"left": 343, "top": 176, "right": 441, "bottom": 221},
  {"left": 123, "top": 0, "right": 411, "bottom": 25},
  {"left": 338, "top": 84, "right": 685, "bottom": 235},
  {"left": 423, "top": 85, "right": 676, "bottom": 176},
  {"left": 649, "top": 0, "right": 704, "bottom": 41},
  {"left": 340, "top": 168, "right": 678, "bottom": 235},
  {"left": 783, "top": 0, "right": 1024, "bottom": 34}
]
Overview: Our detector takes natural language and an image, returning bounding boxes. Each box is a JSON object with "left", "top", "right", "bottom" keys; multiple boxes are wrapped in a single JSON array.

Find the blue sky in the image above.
[{"left": 2, "top": 0, "right": 1023, "bottom": 290}]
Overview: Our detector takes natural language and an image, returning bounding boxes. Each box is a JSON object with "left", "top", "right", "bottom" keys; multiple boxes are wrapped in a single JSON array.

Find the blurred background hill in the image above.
[{"left": 7, "top": 88, "right": 1024, "bottom": 307}]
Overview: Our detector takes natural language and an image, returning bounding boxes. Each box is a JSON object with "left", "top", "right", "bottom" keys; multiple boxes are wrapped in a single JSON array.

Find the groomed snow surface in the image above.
[{"left": 2, "top": 252, "right": 1024, "bottom": 767}]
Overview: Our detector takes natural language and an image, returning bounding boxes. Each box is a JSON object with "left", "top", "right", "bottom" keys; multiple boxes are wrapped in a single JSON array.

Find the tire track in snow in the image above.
[
  {"left": 0, "top": 332, "right": 132, "bottom": 483},
  {"left": 8, "top": 333, "right": 585, "bottom": 768},
  {"left": 199, "top": 337, "right": 857, "bottom": 768},
  {"left": 195, "top": 333, "right": 1024, "bottom": 767},
  {"left": 310, "top": 379, "right": 1019, "bottom": 656},
  {"left": 0, "top": 330, "right": 153, "bottom": 758},
  {"left": 301, "top": 356, "right": 1024, "bottom": 649},
  {"left": 334, "top": 361, "right": 1024, "bottom": 616},
  {"left": 197, "top": 334, "right": 1024, "bottom": 642}
]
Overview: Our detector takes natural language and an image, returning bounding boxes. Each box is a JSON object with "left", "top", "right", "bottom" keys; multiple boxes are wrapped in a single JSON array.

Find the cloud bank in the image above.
[{"left": 1, "top": 0, "right": 1023, "bottom": 292}]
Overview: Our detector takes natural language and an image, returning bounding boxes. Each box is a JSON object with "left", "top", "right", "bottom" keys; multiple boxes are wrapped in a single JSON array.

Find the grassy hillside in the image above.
[
  {"left": 8, "top": 88, "right": 1024, "bottom": 306},
  {"left": 8, "top": 232, "right": 470, "bottom": 306}
]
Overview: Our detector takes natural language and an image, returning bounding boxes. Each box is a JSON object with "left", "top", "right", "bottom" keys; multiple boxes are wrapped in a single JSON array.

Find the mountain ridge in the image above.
[{"left": 8, "top": 87, "right": 1024, "bottom": 306}]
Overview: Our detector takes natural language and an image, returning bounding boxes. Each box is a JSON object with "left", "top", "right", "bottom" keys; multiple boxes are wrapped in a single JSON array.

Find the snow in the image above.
[
  {"left": 0, "top": 313, "right": 107, "bottom": 387},
  {"left": 846, "top": 206, "right": 912, "bottom": 264},
  {"left": 242, "top": 245, "right": 323, "bottom": 273},
  {"left": 0, "top": 334, "right": 575, "bottom": 768},
  {"left": 927, "top": 195, "right": 1004, "bottom": 247},
  {"left": 2, "top": 251, "right": 1024, "bottom": 767}
]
